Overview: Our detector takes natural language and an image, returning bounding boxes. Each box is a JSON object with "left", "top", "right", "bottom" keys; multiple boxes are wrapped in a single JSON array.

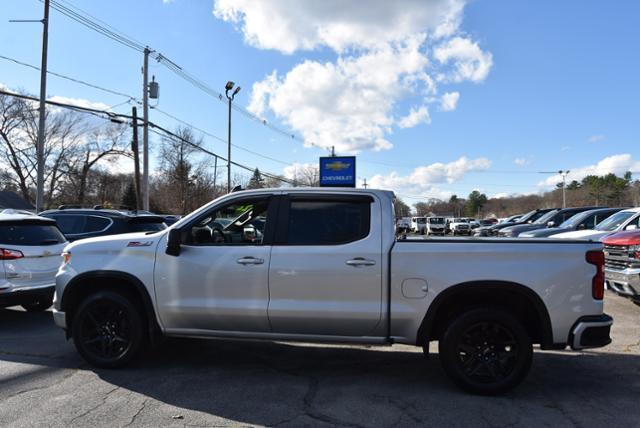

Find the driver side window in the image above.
[{"left": 186, "top": 197, "right": 271, "bottom": 246}]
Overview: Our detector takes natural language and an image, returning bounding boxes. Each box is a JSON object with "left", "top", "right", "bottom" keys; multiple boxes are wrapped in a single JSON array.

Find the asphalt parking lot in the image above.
[{"left": 1, "top": 292, "right": 638, "bottom": 428}]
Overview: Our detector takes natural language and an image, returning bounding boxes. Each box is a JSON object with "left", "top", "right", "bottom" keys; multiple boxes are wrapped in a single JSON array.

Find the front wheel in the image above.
[
  {"left": 72, "top": 290, "right": 144, "bottom": 368},
  {"left": 439, "top": 307, "right": 532, "bottom": 395}
]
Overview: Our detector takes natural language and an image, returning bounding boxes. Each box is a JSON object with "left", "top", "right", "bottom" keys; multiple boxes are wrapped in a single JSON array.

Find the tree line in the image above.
[{"left": 394, "top": 173, "right": 640, "bottom": 219}]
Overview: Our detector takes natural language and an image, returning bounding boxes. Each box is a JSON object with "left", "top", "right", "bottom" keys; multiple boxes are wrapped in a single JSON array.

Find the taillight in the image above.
[
  {"left": 0, "top": 248, "right": 24, "bottom": 260},
  {"left": 586, "top": 250, "right": 605, "bottom": 300}
]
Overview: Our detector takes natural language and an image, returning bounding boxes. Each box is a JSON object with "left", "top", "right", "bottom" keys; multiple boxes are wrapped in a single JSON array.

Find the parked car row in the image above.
[{"left": 0, "top": 207, "right": 177, "bottom": 312}]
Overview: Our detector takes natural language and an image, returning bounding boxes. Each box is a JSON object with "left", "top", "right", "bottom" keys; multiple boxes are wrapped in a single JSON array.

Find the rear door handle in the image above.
[
  {"left": 346, "top": 257, "right": 376, "bottom": 267},
  {"left": 236, "top": 257, "right": 264, "bottom": 265}
]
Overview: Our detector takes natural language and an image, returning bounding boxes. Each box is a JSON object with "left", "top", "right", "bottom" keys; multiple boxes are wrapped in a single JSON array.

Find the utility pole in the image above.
[
  {"left": 131, "top": 106, "right": 142, "bottom": 210},
  {"left": 213, "top": 155, "right": 218, "bottom": 191},
  {"left": 35, "top": 0, "right": 50, "bottom": 212},
  {"left": 362, "top": 178, "right": 368, "bottom": 189},
  {"left": 142, "top": 47, "right": 150, "bottom": 210}
]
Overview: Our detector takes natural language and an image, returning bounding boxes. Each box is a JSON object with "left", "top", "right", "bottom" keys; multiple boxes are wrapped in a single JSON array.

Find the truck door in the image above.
[
  {"left": 154, "top": 195, "right": 277, "bottom": 333},
  {"left": 268, "top": 194, "right": 383, "bottom": 336}
]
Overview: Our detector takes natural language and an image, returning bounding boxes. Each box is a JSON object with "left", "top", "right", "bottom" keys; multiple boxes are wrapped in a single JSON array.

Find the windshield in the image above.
[
  {"left": 428, "top": 218, "right": 444, "bottom": 224},
  {"left": 533, "top": 210, "right": 559, "bottom": 225},
  {"left": 416, "top": 218, "right": 427, "bottom": 224},
  {"left": 595, "top": 211, "right": 635, "bottom": 231},
  {"left": 559, "top": 211, "right": 590, "bottom": 228}
]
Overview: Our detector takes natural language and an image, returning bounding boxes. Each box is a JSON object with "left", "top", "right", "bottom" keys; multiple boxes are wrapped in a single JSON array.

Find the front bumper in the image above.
[
  {"left": 52, "top": 308, "right": 67, "bottom": 329},
  {"left": 605, "top": 267, "right": 640, "bottom": 300},
  {"left": 0, "top": 285, "right": 55, "bottom": 308},
  {"left": 570, "top": 314, "right": 613, "bottom": 350}
]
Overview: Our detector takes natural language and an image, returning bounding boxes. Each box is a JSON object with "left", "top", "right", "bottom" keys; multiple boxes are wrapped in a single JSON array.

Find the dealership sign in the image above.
[{"left": 319, "top": 156, "right": 356, "bottom": 187}]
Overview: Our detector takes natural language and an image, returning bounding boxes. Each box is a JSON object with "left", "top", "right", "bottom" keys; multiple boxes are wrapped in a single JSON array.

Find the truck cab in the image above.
[{"left": 426, "top": 216, "right": 446, "bottom": 235}]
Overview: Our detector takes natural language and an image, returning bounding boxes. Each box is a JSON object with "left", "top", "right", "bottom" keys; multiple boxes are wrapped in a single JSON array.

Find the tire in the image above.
[
  {"left": 72, "top": 290, "right": 144, "bottom": 368},
  {"left": 22, "top": 296, "right": 53, "bottom": 312},
  {"left": 438, "top": 307, "right": 532, "bottom": 395}
]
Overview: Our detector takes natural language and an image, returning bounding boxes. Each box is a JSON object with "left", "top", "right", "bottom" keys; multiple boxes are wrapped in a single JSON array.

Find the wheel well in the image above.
[
  {"left": 417, "top": 281, "right": 553, "bottom": 347},
  {"left": 62, "top": 271, "right": 161, "bottom": 341}
]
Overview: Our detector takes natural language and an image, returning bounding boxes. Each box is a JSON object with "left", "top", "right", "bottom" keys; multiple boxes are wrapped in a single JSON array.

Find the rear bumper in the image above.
[
  {"left": 0, "top": 285, "right": 54, "bottom": 308},
  {"left": 570, "top": 314, "right": 613, "bottom": 350}
]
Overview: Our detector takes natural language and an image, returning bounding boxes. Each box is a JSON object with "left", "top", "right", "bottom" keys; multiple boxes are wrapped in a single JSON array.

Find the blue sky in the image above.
[{"left": 1, "top": 0, "right": 638, "bottom": 202}]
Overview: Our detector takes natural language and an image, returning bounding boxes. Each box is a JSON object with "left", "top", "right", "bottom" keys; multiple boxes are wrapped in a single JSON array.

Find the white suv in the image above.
[{"left": 0, "top": 212, "right": 68, "bottom": 311}]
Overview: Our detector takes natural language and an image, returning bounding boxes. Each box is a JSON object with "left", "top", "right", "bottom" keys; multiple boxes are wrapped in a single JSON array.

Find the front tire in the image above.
[
  {"left": 72, "top": 290, "right": 144, "bottom": 368},
  {"left": 438, "top": 307, "right": 532, "bottom": 395}
]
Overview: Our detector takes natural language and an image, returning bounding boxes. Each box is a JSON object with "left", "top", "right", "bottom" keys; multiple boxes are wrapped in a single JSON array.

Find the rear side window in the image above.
[
  {"left": 286, "top": 200, "right": 370, "bottom": 245},
  {"left": 0, "top": 223, "right": 66, "bottom": 246},
  {"left": 49, "top": 215, "right": 86, "bottom": 235},
  {"left": 85, "top": 216, "right": 112, "bottom": 233}
]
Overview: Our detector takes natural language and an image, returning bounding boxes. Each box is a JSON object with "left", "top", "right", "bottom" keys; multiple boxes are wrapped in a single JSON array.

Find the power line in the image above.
[
  {"left": 1, "top": 87, "right": 300, "bottom": 187},
  {"left": 0, "top": 53, "right": 139, "bottom": 103},
  {"left": 45, "top": 0, "right": 332, "bottom": 152},
  {"left": 150, "top": 106, "right": 293, "bottom": 167},
  {"left": 148, "top": 125, "right": 299, "bottom": 187}
]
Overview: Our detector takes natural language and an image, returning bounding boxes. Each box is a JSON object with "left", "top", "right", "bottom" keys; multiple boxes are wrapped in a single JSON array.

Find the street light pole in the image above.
[
  {"left": 35, "top": 0, "right": 50, "bottom": 212},
  {"left": 225, "top": 81, "right": 240, "bottom": 193},
  {"left": 558, "top": 170, "right": 570, "bottom": 208}
]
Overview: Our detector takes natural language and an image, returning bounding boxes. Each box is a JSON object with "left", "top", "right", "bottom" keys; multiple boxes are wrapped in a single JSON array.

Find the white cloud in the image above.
[
  {"left": 433, "top": 37, "right": 493, "bottom": 83},
  {"left": 47, "top": 96, "right": 111, "bottom": 111},
  {"left": 587, "top": 134, "right": 606, "bottom": 143},
  {"left": 398, "top": 105, "right": 431, "bottom": 128},
  {"left": 214, "top": 0, "right": 466, "bottom": 54},
  {"left": 514, "top": 157, "right": 530, "bottom": 166},
  {"left": 538, "top": 154, "right": 640, "bottom": 187},
  {"left": 440, "top": 91, "right": 460, "bottom": 111},
  {"left": 248, "top": 38, "right": 428, "bottom": 152},
  {"left": 217, "top": 0, "right": 492, "bottom": 153},
  {"left": 369, "top": 156, "right": 491, "bottom": 197}
]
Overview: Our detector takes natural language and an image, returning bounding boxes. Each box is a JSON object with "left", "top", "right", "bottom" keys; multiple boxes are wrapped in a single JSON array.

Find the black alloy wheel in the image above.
[
  {"left": 72, "top": 290, "right": 143, "bottom": 368},
  {"left": 439, "top": 307, "right": 532, "bottom": 395}
]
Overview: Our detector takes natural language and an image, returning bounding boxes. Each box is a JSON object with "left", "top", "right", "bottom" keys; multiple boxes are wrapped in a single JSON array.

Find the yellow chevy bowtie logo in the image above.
[{"left": 325, "top": 161, "right": 351, "bottom": 171}]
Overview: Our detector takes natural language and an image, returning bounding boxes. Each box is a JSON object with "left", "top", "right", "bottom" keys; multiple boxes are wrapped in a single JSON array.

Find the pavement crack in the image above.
[
  {"left": 68, "top": 386, "right": 120, "bottom": 425},
  {"left": 123, "top": 397, "right": 149, "bottom": 427},
  {"left": 2, "top": 368, "right": 78, "bottom": 401}
]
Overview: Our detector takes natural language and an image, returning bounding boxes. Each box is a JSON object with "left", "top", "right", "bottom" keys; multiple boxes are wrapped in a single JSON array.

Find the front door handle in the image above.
[
  {"left": 345, "top": 257, "right": 376, "bottom": 267},
  {"left": 236, "top": 257, "right": 264, "bottom": 265}
]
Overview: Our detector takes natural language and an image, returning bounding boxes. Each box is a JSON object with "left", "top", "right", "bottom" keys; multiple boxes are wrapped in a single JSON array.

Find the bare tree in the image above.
[
  {"left": 66, "top": 123, "right": 130, "bottom": 204},
  {"left": 0, "top": 93, "right": 86, "bottom": 206}
]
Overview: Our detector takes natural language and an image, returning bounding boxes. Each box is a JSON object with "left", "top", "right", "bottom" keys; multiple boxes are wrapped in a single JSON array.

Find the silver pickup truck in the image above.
[{"left": 53, "top": 188, "right": 612, "bottom": 394}]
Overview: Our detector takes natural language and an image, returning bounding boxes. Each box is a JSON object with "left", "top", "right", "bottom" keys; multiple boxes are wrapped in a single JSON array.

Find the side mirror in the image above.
[
  {"left": 547, "top": 221, "right": 555, "bottom": 228},
  {"left": 166, "top": 228, "right": 183, "bottom": 256},
  {"left": 577, "top": 224, "right": 586, "bottom": 230},
  {"left": 626, "top": 224, "right": 638, "bottom": 231},
  {"left": 527, "top": 220, "right": 532, "bottom": 224}
]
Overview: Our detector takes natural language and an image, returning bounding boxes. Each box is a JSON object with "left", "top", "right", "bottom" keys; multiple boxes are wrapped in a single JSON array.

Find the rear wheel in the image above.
[
  {"left": 21, "top": 295, "right": 53, "bottom": 312},
  {"left": 439, "top": 307, "right": 532, "bottom": 395},
  {"left": 71, "top": 290, "right": 144, "bottom": 368}
]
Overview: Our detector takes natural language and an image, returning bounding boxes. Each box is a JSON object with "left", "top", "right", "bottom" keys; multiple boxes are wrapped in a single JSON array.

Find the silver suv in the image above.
[{"left": 0, "top": 211, "right": 67, "bottom": 311}]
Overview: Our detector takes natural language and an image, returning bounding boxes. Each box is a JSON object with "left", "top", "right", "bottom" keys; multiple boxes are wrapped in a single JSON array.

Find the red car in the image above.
[{"left": 602, "top": 229, "right": 640, "bottom": 306}]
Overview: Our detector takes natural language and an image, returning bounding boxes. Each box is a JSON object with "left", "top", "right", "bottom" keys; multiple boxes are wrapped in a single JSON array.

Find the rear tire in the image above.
[
  {"left": 438, "top": 307, "right": 532, "bottom": 395},
  {"left": 71, "top": 290, "right": 144, "bottom": 368},
  {"left": 22, "top": 296, "right": 53, "bottom": 312}
]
